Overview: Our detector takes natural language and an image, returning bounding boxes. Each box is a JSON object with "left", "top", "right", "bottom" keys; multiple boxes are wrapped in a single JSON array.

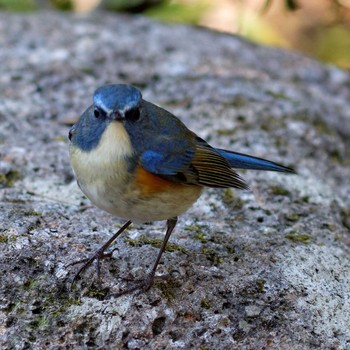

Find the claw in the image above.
[
  {"left": 111, "top": 217, "right": 178, "bottom": 297},
  {"left": 69, "top": 220, "right": 132, "bottom": 286},
  {"left": 112, "top": 272, "right": 157, "bottom": 297},
  {"left": 69, "top": 217, "right": 178, "bottom": 298}
]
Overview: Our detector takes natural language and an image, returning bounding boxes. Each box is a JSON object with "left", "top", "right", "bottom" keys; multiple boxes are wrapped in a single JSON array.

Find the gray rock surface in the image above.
[{"left": 1, "top": 10, "right": 350, "bottom": 350}]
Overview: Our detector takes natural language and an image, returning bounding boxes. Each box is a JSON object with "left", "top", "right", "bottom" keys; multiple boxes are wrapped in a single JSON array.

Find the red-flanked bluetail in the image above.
[{"left": 69, "top": 84, "right": 295, "bottom": 296}]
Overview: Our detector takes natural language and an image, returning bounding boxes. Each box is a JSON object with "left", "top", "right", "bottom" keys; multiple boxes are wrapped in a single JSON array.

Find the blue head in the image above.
[
  {"left": 69, "top": 84, "right": 142, "bottom": 151},
  {"left": 93, "top": 84, "right": 142, "bottom": 119}
]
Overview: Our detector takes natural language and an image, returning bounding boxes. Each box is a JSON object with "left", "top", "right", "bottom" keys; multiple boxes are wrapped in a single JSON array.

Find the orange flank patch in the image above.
[{"left": 135, "top": 167, "right": 183, "bottom": 195}]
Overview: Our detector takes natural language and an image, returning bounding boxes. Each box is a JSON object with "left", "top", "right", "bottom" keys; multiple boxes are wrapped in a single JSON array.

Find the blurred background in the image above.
[{"left": 1, "top": 0, "right": 350, "bottom": 69}]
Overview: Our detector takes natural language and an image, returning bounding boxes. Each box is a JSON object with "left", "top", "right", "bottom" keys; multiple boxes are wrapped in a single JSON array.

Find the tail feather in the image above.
[{"left": 216, "top": 149, "right": 295, "bottom": 173}]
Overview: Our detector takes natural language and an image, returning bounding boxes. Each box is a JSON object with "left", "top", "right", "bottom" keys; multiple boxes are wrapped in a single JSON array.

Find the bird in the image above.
[{"left": 68, "top": 84, "right": 294, "bottom": 296}]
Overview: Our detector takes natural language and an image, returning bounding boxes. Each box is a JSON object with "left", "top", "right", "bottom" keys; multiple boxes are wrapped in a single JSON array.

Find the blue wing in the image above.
[
  {"left": 126, "top": 100, "right": 197, "bottom": 176},
  {"left": 140, "top": 145, "right": 195, "bottom": 175},
  {"left": 126, "top": 101, "right": 293, "bottom": 190}
]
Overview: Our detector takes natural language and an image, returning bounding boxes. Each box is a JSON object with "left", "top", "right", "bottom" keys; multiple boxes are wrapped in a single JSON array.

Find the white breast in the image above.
[{"left": 69, "top": 121, "right": 134, "bottom": 214}]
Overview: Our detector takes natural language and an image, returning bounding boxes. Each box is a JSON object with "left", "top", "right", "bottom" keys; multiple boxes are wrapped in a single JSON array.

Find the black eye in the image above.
[
  {"left": 125, "top": 107, "right": 140, "bottom": 122},
  {"left": 68, "top": 125, "right": 76, "bottom": 141},
  {"left": 94, "top": 107, "right": 102, "bottom": 118}
]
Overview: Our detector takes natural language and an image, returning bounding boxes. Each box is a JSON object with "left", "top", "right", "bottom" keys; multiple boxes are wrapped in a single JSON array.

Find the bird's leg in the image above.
[
  {"left": 113, "top": 217, "right": 178, "bottom": 297},
  {"left": 70, "top": 220, "right": 132, "bottom": 284},
  {"left": 146, "top": 216, "right": 178, "bottom": 283}
]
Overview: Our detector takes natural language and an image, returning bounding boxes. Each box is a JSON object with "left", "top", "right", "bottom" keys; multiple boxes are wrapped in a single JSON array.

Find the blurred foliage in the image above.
[
  {"left": 0, "top": 0, "right": 73, "bottom": 10},
  {"left": 105, "top": 0, "right": 209, "bottom": 23},
  {"left": 144, "top": 0, "right": 209, "bottom": 24},
  {"left": 0, "top": 0, "right": 36, "bottom": 11},
  {"left": 104, "top": 0, "right": 164, "bottom": 12},
  {"left": 1, "top": 0, "right": 350, "bottom": 68},
  {"left": 284, "top": 0, "right": 299, "bottom": 10},
  {"left": 262, "top": 0, "right": 300, "bottom": 12},
  {"left": 314, "top": 24, "right": 350, "bottom": 68},
  {"left": 51, "top": 0, "right": 73, "bottom": 10}
]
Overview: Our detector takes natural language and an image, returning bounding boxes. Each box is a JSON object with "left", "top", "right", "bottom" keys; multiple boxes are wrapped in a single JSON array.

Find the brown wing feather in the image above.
[{"left": 191, "top": 145, "right": 249, "bottom": 189}]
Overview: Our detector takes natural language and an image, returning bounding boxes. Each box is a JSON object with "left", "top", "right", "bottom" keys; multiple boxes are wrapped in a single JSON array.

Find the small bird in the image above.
[{"left": 69, "top": 84, "right": 294, "bottom": 296}]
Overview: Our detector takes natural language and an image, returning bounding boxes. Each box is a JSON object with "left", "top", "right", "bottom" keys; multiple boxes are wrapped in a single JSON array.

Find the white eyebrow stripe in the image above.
[
  {"left": 99, "top": 101, "right": 137, "bottom": 117},
  {"left": 94, "top": 96, "right": 114, "bottom": 115},
  {"left": 100, "top": 105, "right": 114, "bottom": 115}
]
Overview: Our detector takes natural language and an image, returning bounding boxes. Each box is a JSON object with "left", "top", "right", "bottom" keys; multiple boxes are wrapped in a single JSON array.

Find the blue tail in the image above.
[{"left": 217, "top": 149, "right": 295, "bottom": 173}]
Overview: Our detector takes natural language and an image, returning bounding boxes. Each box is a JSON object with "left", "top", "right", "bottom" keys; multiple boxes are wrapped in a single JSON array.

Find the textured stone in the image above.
[{"left": 0, "top": 10, "right": 350, "bottom": 350}]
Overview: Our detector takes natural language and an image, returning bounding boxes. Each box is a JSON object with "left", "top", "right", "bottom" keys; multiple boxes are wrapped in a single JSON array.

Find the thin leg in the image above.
[
  {"left": 113, "top": 217, "right": 178, "bottom": 297},
  {"left": 149, "top": 217, "right": 178, "bottom": 278},
  {"left": 71, "top": 220, "right": 132, "bottom": 284}
]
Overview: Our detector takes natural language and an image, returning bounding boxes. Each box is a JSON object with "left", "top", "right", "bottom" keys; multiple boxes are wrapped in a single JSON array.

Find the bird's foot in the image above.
[
  {"left": 112, "top": 272, "right": 170, "bottom": 298},
  {"left": 68, "top": 249, "right": 113, "bottom": 286}
]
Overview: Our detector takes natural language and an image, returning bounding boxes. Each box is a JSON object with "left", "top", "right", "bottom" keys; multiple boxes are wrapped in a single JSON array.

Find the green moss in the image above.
[
  {"left": 264, "top": 209, "right": 272, "bottom": 216},
  {"left": 266, "top": 90, "right": 293, "bottom": 101},
  {"left": 270, "top": 185, "right": 290, "bottom": 196},
  {"left": 284, "top": 212, "right": 300, "bottom": 222},
  {"left": 261, "top": 229, "right": 277, "bottom": 237},
  {"left": 115, "top": 223, "right": 131, "bottom": 229},
  {"left": 186, "top": 224, "right": 208, "bottom": 241},
  {"left": 5, "top": 301, "right": 22, "bottom": 313},
  {"left": 291, "top": 112, "right": 308, "bottom": 122},
  {"left": 312, "top": 118, "right": 335, "bottom": 136},
  {"left": 200, "top": 298, "right": 211, "bottom": 309},
  {"left": 193, "top": 232, "right": 208, "bottom": 243},
  {"left": 51, "top": 297, "right": 81, "bottom": 317},
  {"left": 225, "top": 96, "right": 247, "bottom": 107},
  {"left": 0, "top": 169, "right": 21, "bottom": 188},
  {"left": 285, "top": 231, "right": 312, "bottom": 244},
  {"left": 155, "top": 278, "right": 179, "bottom": 302},
  {"left": 24, "top": 278, "right": 39, "bottom": 291},
  {"left": 0, "top": 234, "right": 16, "bottom": 243},
  {"left": 4, "top": 198, "right": 26, "bottom": 204},
  {"left": 274, "top": 136, "right": 282, "bottom": 148},
  {"left": 321, "top": 222, "right": 337, "bottom": 232},
  {"left": 260, "top": 117, "right": 287, "bottom": 132},
  {"left": 255, "top": 278, "right": 266, "bottom": 293},
  {"left": 222, "top": 189, "right": 245, "bottom": 209},
  {"left": 21, "top": 210, "right": 42, "bottom": 217},
  {"left": 301, "top": 195, "right": 310, "bottom": 203},
  {"left": 238, "top": 278, "right": 267, "bottom": 299},
  {"left": 29, "top": 316, "right": 49, "bottom": 330},
  {"left": 186, "top": 224, "right": 203, "bottom": 234},
  {"left": 216, "top": 128, "right": 237, "bottom": 136},
  {"left": 329, "top": 149, "right": 342, "bottom": 164},
  {"left": 84, "top": 287, "right": 109, "bottom": 300},
  {"left": 202, "top": 248, "right": 223, "bottom": 265},
  {"left": 124, "top": 235, "right": 187, "bottom": 254},
  {"left": 79, "top": 66, "right": 96, "bottom": 76},
  {"left": 26, "top": 218, "right": 42, "bottom": 232},
  {"left": 237, "top": 115, "right": 247, "bottom": 122},
  {"left": 0, "top": 235, "right": 9, "bottom": 243},
  {"left": 226, "top": 246, "right": 236, "bottom": 255},
  {"left": 222, "top": 188, "right": 235, "bottom": 205},
  {"left": 340, "top": 207, "right": 350, "bottom": 230}
]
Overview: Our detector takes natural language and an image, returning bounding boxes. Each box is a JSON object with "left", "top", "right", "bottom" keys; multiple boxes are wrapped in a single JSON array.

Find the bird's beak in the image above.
[{"left": 110, "top": 111, "right": 124, "bottom": 121}]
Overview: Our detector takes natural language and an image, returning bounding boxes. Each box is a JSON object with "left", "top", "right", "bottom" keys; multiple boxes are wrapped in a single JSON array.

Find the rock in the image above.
[
  {"left": 0, "top": 10, "right": 349, "bottom": 350},
  {"left": 245, "top": 305, "right": 262, "bottom": 317}
]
